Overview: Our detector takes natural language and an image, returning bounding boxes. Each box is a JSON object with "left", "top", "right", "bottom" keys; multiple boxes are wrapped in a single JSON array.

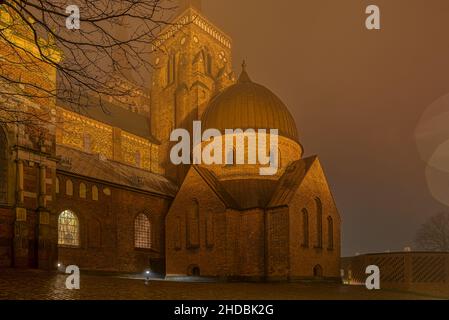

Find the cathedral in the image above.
[{"left": 0, "top": 1, "right": 341, "bottom": 281}]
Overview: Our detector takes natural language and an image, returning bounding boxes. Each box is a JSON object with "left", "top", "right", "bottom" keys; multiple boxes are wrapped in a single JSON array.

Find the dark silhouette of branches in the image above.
[
  {"left": 0, "top": 0, "right": 181, "bottom": 125},
  {"left": 414, "top": 212, "right": 449, "bottom": 252}
]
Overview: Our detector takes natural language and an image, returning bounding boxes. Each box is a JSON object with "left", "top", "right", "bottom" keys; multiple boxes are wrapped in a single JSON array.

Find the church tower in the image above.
[{"left": 150, "top": 0, "right": 235, "bottom": 183}]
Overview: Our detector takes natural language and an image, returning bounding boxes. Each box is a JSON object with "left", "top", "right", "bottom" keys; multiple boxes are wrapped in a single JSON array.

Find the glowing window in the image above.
[
  {"left": 79, "top": 183, "right": 86, "bottom": 199},
  {"left": 66, "top": 180, "right": 73, "bottom": 196},
  {"left": 134, "top": 214, "right": 152, "bottom": 249},
  {"left": 92, "top": 185, "right": 98, "bottom": 201},
  {"left": 58, "top": 210, "right": 80, "bottom": 247}
]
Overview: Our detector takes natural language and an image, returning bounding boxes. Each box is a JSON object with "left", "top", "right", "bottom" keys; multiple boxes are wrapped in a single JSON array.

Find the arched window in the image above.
[
  {"left": 134, "top": 214, "right": 152, "bottom": 249},
  {"left": 327, "top": 216, "right": 334, "bottom": 249},
  {"left": 58, "top": 210, "right": 80, "bottom": 247},
  {"left": 315, "top": 198, "right": 323, "bottom": 248},
  {"left": 0, "top": 127, "right": 8, "bottom": 204},
  {"left": 167, "top": 53, "right": 176, "bottom": 85},
  {"left": 302, "top": 208, "right": 309, "bottom": 247},
  {"left": 66, "top": 179, "right": 73, "bottom": 196},
  {"left": 187, "top": 200, "right": 200, "bottom": 248},
  {"left": 79, "top": 183, "right": 86, "bottom": 199},
  {"left": 92, "top": 185, "right": 98, "bottom": 201}
]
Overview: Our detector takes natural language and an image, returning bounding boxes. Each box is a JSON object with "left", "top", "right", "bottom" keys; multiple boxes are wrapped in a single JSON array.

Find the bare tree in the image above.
[
  {"left": 414, "top": 212, "right": 449, "bottom": 252},
  {"left": 0, "top": 0, "right": 180, "bottom": 125}
]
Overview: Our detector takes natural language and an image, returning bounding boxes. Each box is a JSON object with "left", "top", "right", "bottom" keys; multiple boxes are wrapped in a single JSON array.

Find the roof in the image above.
[
  {"left": 189, "top": 157, "right": 318, "bottom": 210},
  {"left": 268, "top": 156, "right": 317, "bottom": 207},
  {"left": 201, "top": 65, "right": 299, "bottom": 143},
  {"left": 58, "top": 98, "right": 158, "bottom": 143},
  {"left": 193, "top": 166, "right": 239, "bottom": 209},
  {"left": 56, "top": 145, "right": 177, "bottom": 197}
]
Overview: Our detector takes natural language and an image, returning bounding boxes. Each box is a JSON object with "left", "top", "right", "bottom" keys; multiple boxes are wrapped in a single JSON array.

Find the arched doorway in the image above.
[{"left": 313, "top": 264, "right": 323, "bottom": 278}]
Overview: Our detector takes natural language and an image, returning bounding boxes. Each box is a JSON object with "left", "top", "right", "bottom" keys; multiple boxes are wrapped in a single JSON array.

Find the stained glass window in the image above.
[
  {"left": 134, "top": 214, "right": 152, "bottom": 249},
  {"left": 58, "top": 210, "right": 80, "bottom": 247}
]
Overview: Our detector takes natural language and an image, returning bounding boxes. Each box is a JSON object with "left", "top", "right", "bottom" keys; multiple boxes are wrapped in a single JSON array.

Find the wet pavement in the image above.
[{"left": 0, "top": 269, "right": 440, "bottom": 300}]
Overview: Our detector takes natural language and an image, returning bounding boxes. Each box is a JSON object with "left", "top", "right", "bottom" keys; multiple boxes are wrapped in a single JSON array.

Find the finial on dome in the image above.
[{"left": 238, "top": 60, "right": 252, "bottom": 83}]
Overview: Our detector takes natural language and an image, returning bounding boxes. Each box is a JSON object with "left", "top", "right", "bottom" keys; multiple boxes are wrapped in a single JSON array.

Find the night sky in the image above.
[{"left": 197, "top": 0, "right": 449, "bottom": 256}]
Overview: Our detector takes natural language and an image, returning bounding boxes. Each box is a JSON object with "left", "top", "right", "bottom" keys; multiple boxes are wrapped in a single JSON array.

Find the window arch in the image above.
[
  {"left": 79, "top": 183, "right": 86, "bottom": 199},
  {"left": 0, "top": 127, "right": 8, "bottom": 204},
  {"left": 302, "top": 208, "right": 309, "bottom": 247},
  {"left": 327, "top": 216, "right": 334, "bottom": 249},
  {"left": 134, "top": 214, "right": 152, "bottom": 249},
  {"left": 315, "top": 198, "right": 323, "bottom": 248},
  {"left": 58, "top": 210, "right": 80, "bottom": 247},
  {"left": 92, "top": 185, "right": 98, "bottom": 201},
  {"left": 66, "top": 179, "right": 73, "bottom": 196},
  {"left": 187, "top": 200, "right": 200, "bottom": 248}
]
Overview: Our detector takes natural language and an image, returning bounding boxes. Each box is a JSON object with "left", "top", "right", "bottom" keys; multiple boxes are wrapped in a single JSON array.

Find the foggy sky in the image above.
[{"left": 201, "top": 0, "right": 449, "bottom": 256}]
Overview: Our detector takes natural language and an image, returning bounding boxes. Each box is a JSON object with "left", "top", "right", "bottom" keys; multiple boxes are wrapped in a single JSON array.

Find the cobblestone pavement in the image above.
[{"left": 0, "top": 269, "right": 440, "bottom": 300}]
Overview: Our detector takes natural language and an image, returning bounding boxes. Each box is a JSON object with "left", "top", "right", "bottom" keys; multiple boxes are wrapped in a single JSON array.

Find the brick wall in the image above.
[{"left": 54, "top": 173, "right": 172, "bottom": 273}]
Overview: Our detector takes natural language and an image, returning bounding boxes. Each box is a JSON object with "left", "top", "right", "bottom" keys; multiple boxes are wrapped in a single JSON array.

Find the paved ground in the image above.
[{"left": 0, "top": 269, "right": 441, "bottom": 300}]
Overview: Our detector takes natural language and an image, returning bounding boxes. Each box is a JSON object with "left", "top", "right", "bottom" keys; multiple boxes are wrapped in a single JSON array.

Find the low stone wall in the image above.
[{"left": 341, "top": 252, "right": 449, "bottom": 298}]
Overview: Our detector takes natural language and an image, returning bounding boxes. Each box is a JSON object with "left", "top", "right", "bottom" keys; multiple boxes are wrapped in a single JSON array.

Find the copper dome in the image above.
[{"left": 201, "top": 63, "right": 299, "bottom": 143}]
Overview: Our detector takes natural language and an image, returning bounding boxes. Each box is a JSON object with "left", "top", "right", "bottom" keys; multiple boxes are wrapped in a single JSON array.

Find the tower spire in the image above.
[
  {"left": 238, "top": 60, "right": 252, "bottom": 83},
  {"left": 179, "top": 0, "right": 202, "bottom": 13}
]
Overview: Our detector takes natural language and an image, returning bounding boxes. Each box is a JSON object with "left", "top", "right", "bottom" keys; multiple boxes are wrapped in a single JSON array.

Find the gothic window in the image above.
[
  {"left": 315, "top": 198, "right": 323, "bottom": 248},
  {"left": 66, "top": 179, "right": 73, "bottom": 196},
  {"left": 327, "top": 216, "right": 334, "bottom": 249},
  {"left": 92, "top": 185, "right": 98, "bottom": 201},
  {"left": 58, "top": 210, "right": 80, "bottom": 247},
  {"left": 167, "top": 53, "right": 176, "bottom": 85},
  {"left": 174, "top": 216, "right": 182, "bottom": 250},
  {"left": 187, "top": 200, "right": 200, "bottom": 248},
  {"left": 134, "top": 214, "right": 152, "bottom": 249},
  {"left": 79, "top": 183, "right": 86, "bottom": 199},
  {"left": 302, "top": 208, "right": 309, "bottom": 247},
  {"left": 0, "top": 127, "right": 7, "bottom": 204},
  {"left": 206, "top": 213, "right": 214, "bottom": 248},
  {"left": 103, "top": 188, "right": 111, "bottom": 196}
]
